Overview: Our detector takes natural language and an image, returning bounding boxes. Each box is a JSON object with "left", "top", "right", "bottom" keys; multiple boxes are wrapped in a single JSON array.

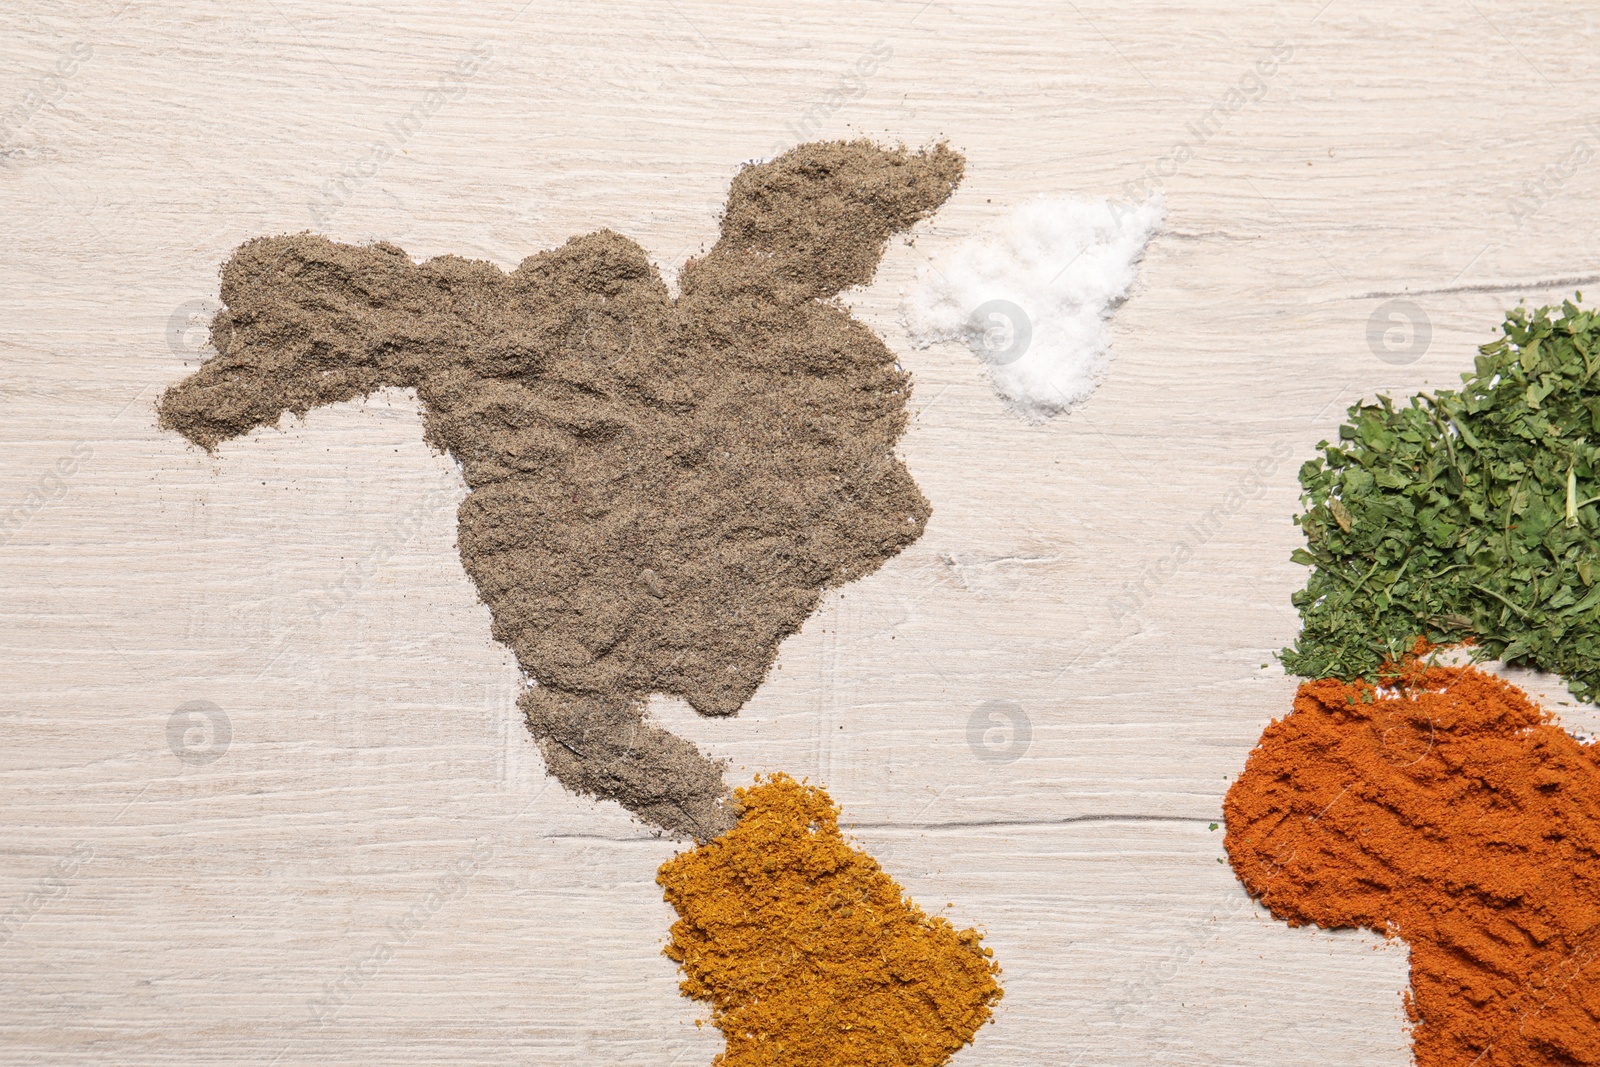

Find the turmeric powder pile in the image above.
[
  {"left": 656, "top": 774, "right": 1002, "bottom": 1067},
  {"left": 1225, "top": 665, "right": 1600, "bottom": 1067}
]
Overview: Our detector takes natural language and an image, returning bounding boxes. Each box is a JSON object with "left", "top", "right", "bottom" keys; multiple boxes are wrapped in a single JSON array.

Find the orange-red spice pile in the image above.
[{"left": 1225, "top": 664, "right": 1600, "bottom": 1067}]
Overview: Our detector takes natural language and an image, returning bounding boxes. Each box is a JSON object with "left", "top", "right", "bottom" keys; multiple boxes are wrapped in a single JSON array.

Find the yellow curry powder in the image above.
[{"left": 656, "top": 774, "right": 1002, "bottom": 1067}]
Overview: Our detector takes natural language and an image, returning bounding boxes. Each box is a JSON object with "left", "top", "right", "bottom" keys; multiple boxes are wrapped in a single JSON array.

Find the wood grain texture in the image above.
[{"left": 3, "top": 1, "right": 1598, "bottom": 1063}]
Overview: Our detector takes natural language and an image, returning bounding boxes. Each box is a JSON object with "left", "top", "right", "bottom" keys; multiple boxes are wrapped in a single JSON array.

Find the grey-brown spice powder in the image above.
[{"left": 159, "top": 140, "right": 965, "bottom": 839}]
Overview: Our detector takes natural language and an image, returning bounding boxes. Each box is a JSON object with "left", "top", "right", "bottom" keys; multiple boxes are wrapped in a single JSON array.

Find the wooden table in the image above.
[{"left": 4, "top": 2, "right": 1598, "bottom": 1062}]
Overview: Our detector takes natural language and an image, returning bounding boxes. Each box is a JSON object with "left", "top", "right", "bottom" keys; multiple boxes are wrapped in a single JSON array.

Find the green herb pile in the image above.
[{"left": 1283, "top": 297, "right": 1600, "bottom": 701}]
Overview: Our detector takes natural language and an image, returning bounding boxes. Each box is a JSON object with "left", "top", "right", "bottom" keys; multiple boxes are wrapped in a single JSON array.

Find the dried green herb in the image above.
[{"left": 1283, "top": 296, "right": 1600, "bottom": 701}]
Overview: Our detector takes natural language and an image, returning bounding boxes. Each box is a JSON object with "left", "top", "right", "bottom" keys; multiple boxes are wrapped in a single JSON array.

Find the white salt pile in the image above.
[{"left": 902, "top": 195, "right": 1163, "bottom": 418}]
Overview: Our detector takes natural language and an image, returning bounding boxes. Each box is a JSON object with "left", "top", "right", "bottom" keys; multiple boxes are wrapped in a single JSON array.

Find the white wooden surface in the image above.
[{"left": 4, "top": 2, "right": 1600, "bottom": 1063}]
